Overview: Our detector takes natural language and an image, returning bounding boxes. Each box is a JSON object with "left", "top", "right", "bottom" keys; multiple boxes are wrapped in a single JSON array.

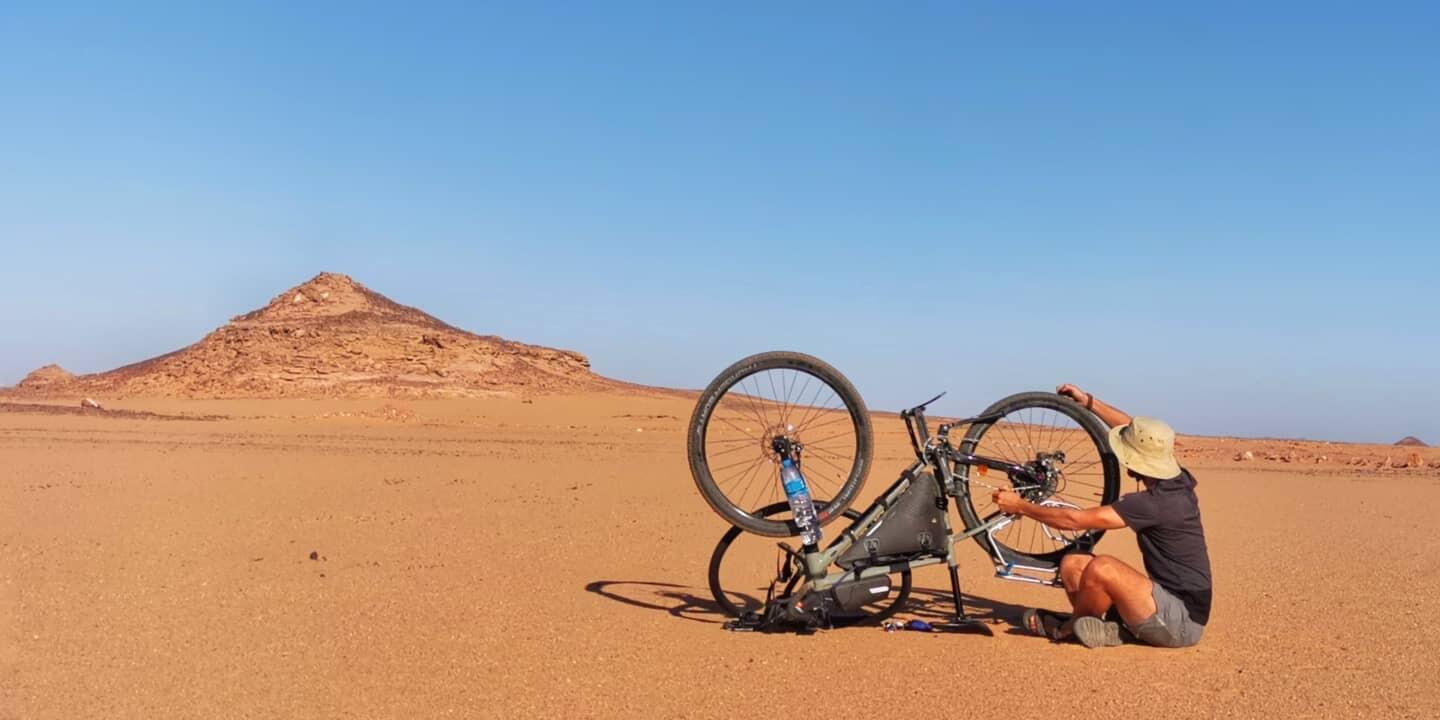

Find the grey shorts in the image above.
[{"left": 1125, "top": 583, "right": 1205, "bottom": 648}]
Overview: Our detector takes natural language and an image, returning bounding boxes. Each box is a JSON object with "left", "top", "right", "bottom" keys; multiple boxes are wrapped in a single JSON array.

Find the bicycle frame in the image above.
[{"left": 793, "top": 399, "right": 1056, "bottom": 596}]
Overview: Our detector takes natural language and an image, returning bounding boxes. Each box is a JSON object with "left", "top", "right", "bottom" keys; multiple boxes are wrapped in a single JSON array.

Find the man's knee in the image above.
[
  {"left": 1059, "top": 553, "right": 1093, "bottom": 589},
  {"left": 1079, "top": 555, "right": 1125, "bottom": 587}
]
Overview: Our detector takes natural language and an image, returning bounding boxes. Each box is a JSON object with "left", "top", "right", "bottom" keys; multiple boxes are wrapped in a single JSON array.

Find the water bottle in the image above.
[{"left": 780, "top": 458, "right": 821, "bottom": 546}]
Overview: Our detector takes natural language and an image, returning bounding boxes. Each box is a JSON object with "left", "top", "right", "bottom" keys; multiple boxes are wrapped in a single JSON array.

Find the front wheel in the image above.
[
  {"left": 954, "top": 392, "right": 1121, "bottom": 565},
  {"left": 708, "top": 502, "right": 912, "bottom": 622},
  {"left": 687, "top": 351, "right": 873, "bottom": 537}
]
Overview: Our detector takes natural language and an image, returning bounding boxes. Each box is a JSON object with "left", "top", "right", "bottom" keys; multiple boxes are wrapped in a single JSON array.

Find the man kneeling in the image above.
[{"left": 993, "top": 385, "right": 1212, "bottom": 648}]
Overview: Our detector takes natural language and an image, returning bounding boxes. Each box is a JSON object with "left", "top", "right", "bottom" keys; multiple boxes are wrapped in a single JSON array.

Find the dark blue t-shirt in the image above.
[{"left": 1111, "top": 469, "right": 1213, "bottom": 625}]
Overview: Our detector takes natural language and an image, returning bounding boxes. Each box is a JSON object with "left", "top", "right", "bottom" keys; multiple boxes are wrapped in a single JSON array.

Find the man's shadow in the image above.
[{"left": 584, "top": 579, "right": 1037, "bottom": 633}]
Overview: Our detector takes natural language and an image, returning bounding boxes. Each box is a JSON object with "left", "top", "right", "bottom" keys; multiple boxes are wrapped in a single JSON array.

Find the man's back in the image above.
[{"left": 1113, "top": 470, "right": 1213, "bottom": 625}]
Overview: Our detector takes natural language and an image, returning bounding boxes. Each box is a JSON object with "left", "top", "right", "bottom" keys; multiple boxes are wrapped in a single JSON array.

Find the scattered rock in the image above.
[
  {"left": 1234, "top": 451, "right": 1254, "bottom": 462},
  {"left": 421, "top": 334, "right": 445, "bottom": 349},
  {"left": 1403, "top": 451, "right": 1424, "bottom": 469},
  {"left": 80, "top": 398, "right": 103, "bottom": 410},
  {"left": 308, "top": 551, "right": 319, "bottom": 561}
]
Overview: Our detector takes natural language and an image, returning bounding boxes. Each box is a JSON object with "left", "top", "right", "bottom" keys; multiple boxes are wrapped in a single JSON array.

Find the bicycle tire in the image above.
[
  {"left": 954, "top": 392, "right": 1121, "bottom": 565},
  {"left": 687, "top": 351, "right": 873, "bottom": 537},
  {"left": 708, "top": 502, "right": 912, "bottom": 622}
]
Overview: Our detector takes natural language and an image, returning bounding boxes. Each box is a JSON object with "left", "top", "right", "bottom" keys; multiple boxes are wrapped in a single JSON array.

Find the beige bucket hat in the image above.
[{"left": 1108, "top": 417, "right": 1181, "bottom": 479}]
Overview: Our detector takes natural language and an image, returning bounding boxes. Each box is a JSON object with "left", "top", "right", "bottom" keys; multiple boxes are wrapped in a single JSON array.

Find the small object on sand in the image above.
[
  {"left": 309, "top": 551, "right": 319, "bottom": 561},
  {"left": 80, "top": 398, "right": 103, "bottom": 410},
  {"left": 883, "top": 619, "right": 935, "bottom": 633}
]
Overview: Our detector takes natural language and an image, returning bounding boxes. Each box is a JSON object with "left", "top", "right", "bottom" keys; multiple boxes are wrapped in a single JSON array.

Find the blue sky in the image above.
[{"left": 1, "top": 2, "right": 1435, "bottom": 443}]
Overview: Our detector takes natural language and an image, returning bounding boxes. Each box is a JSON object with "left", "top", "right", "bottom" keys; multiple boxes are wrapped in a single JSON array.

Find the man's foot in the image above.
[
  {"left": 1021, "top": 608, "right": 1070, "bottom": 641},
  {"left": 1071, "top": 616, "right": 1124, "bottom": 648}
]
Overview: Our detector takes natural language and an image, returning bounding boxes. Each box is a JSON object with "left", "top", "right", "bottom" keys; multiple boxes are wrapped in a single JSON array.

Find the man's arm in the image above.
[
  {"left": 1056, "top": 384, "right": 1131, "bottom": 429},
  {"left": 992, "top": 490, "right": 1127, "bottom": 531}
]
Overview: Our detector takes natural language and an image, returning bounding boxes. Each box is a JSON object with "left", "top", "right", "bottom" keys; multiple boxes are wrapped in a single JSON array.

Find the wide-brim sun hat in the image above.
[{"left": 1109, "top": 416, "right": 1182, "bottom": 480}]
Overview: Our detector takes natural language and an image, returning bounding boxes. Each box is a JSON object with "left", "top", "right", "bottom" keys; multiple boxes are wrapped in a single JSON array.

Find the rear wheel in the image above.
[
  {"left": 708, "top": 502, "right": 911, "bottom": 622},
  {"left": 687, "top": 351, "right": 872, "bottom": 537},
  {"left": 955, "top": 392, "right": 1121, "bottom": 565}
]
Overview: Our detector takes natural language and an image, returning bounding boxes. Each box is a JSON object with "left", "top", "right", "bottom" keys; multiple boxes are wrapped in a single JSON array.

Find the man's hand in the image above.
[
  {"left": 1056, "top": 384, "right": 1132, "bottom": 428},
  {"left": 1056, "top": 383, "right": 1092, "bottom": 407},
  {"left": 992, "top": 489, "right": 1027, "bottom": 515}
]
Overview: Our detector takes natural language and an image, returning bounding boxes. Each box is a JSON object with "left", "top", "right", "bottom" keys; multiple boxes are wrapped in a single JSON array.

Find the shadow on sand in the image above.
[
  {"left": 585, "top": 579, "right": 1039, "bottom": 635},
  {"left": 584, "top": 580, "right": 732, "bottom": 624}
]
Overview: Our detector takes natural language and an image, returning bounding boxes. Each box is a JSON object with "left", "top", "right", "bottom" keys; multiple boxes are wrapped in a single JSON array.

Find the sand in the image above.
[{"left": 3, "top": 394, "right": 1438, "bottom": 719}]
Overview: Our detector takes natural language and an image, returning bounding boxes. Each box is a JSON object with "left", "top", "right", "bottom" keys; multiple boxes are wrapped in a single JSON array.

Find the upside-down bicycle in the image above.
[{"left": 688, "top": 351, "right": 1121, "bottom": 632}]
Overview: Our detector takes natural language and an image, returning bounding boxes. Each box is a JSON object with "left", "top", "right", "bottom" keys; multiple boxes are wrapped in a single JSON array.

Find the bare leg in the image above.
[
  {"left": 1059, "top": 553, "right": 1094, "bottom": 609},
  {"left": 1047, "top": 553, "right": 1095, "bottom": 638},
  {"left": 1070, "top": 555, "right": 1158, "bottom": 627}
]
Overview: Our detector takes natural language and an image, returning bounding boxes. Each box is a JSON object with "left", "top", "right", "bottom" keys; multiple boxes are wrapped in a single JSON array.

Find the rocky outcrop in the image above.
[
  {"left": 10, "top": 273, "right": 617, "bottom": 399},
  {"left": 15, "top": 365, "right": 76, "bottom": 392}
]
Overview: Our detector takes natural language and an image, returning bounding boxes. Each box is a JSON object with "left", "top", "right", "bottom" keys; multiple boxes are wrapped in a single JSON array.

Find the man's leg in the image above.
[
  {"left": 1058, "top": 552, "right": 1094, "bottom": 610},
  {"left": 1069, "top": 555, "right": 1158, "bottom": 627}
]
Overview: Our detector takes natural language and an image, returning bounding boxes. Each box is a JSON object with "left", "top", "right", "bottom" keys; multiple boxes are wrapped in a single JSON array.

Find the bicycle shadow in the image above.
[
  {"left": 584, "top": 580, "right": 733, "bottom": 625},
  {"left": 585, "top": 579, "right": 1038, "bottom": 633}
]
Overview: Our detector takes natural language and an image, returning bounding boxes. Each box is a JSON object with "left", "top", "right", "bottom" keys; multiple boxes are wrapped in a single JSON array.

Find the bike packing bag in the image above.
[
  {"left": 837, "top": 471, "right": 947, "bottom": 568},
  {"left": 827, "top": 575, "right": 892, "bottom": 612}
]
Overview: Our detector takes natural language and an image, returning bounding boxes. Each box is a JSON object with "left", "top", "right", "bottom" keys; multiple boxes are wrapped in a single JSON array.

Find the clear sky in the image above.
[{"left": 1, "top": 2, "right": 1435, "bottom": 443}]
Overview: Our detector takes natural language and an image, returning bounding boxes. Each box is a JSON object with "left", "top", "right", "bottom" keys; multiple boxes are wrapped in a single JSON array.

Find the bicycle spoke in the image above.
[
  {"left": 964, "top": 401, "right": 1116, "bottom": 558},
  {"left": 698, "top": 360, "right": 867, "bottom": 534}
]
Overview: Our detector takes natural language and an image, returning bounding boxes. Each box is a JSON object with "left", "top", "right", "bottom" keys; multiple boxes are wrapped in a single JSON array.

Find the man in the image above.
[{"left": 992, "top": 384, "right": 1212, "bottom": 649}]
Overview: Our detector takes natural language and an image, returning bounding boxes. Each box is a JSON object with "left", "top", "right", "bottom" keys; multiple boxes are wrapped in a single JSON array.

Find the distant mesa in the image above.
[
  {"left": 5, "top": 272, "right": 625, "bottom": 399},
  {"left": 1394, "top": 436, "right": 1429, "bottom": 448}
]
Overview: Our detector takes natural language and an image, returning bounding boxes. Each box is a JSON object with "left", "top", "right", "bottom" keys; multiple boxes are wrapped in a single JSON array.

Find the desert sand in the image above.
[{"left": 3, "top": 393, "right": 1438, "bottom": 719}]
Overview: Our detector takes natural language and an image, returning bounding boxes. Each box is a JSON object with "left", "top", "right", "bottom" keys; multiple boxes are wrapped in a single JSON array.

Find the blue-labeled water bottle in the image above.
[{"left": 780, "top": 458, "right": 821, "bottom": 546}]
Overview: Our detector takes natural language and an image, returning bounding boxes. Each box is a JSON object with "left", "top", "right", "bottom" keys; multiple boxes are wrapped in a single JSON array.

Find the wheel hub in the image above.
[{"left": 763, "top": 424, "right": 799, "bottom": 462}]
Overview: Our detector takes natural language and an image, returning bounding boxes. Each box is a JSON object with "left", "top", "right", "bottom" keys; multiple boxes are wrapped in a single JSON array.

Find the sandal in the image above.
[{"left": 1021, "top": 608, "right": 1070, "bottom": 641}]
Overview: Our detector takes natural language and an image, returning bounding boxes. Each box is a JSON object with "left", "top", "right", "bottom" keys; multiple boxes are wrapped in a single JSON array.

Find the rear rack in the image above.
[{"left": 983, "top": 515, "right": 1095, "bottom": 588}]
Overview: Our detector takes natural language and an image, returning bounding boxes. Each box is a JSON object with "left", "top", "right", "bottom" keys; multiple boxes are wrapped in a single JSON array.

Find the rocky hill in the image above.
[
  {"left": 7, "top": 273, "right": 620, "bottom": 398},
  {"left": 15, "top": 364, "right": 76, "bottom": 392}
]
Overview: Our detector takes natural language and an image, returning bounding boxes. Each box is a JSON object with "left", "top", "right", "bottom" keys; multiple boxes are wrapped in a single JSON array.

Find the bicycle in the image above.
[{"left": 688, "top": 351, "right": 1121, "bottom": 632}]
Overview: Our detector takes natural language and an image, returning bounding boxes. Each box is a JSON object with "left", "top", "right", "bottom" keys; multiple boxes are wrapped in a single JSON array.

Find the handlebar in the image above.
[
  {"left": 899, "top": 391, "right": 946, "bottom": 457},
  {"left": 901, "top": 394, "right": 1006, "bottom": 462}
]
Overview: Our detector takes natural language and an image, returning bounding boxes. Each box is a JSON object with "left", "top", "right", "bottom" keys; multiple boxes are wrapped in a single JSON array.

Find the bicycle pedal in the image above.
[{"left": 724, "top": 612, "right": 766, "bottom": 632}]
